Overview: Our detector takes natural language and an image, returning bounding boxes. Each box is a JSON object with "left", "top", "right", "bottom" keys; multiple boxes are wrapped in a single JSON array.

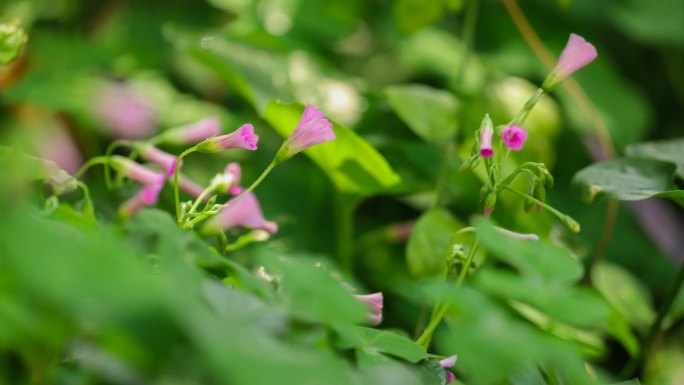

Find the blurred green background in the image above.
[{"left": 1, "top": 0, "right": 683, "bottom": 384}]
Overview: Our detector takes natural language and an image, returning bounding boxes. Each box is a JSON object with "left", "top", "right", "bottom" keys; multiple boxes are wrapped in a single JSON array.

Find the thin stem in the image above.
[
  {"left": 173, "top": 147, "right": 197, "bottom": 222},
  {"left": 457, "top": 240, "right": 479, "bottom": 284},
  {"left": 75, "top": 156, "right": 109, "bottom": 179},
  {"left": 240, "top": 161, "right": 276, "bottom": 197},
  {"left": 187, "top": 184, "right": 217, "bottom": 218},
  {"left": 621, "top": 262, "right": 684, "bottom": 378},
  {"left": 502, "top": 185, "right": 567, "bottom": 221},
  {"left": 508, "top": 88, "right": 545, "bottom": 127},
  {"left": 103, "top": 140, "right": 133, "bottom": 189},
  {"left": 583, "top": 200, "right": 620, "bottom": 284}
]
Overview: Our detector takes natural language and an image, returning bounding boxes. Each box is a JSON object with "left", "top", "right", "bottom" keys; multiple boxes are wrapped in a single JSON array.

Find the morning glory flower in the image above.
[
  {"left": 501, "top": 125, "right": 528, "bottom": 151},
  {"left": 202, "top": 191, "right": 277, "bottom": 235},
  {"left": 275, "top": 104, "right": 335, "bottom": 163},
  {"left": 195, "top": 124, "right": 259, "bottom": 153},
  {"left": 544, "top": 33, "right": 597, "bottom": 89}
]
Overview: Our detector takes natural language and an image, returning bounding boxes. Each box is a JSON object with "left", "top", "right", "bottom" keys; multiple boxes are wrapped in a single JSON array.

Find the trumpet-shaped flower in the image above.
[
  {"left": 159, "top": 117, "right": 222, "bottom": 145},
  {"left": 355, "top": 292, "right": 383, "bottom": 326},
  {"left": 480, "top": 126, "right": 494, "bottom": 158},
  {"left": 439, "top": 355, "right": 457, "bottom": 384},
  {"left": 275, "top": 104, "right": 335, "bottom": 163},
  {"left": 196, "top": 124, "right": 258, "bottom": 153},
  {"left": 110, "top": 156, "right": 166, "bottom": 186},
  {"left": 202, "top": 192, "right": 277, "bottom": 235},
  {"left": 136, "top": 143, "right": 182, "bottom": 176},
  {"left": 501, "top": 125, "right": 527, "bottom": 151},
  {"left": 178, "top": 176, "right": 205, "bottom": 198},
  {"left": 544, "top": 33, "right": 597, "bottom": 89}
]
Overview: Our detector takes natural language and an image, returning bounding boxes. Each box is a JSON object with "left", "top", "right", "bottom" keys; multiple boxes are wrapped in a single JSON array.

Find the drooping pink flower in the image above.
[
  {"left": 545, "top": 33, "right": 597, "bottom": 89},
  {"left": 119, "top": 179, "right": 164, "bottom": 218},
  {"left": 110, "top": 156, "right": 166, "bottom": 186},
  {"left": 196, "top": 124, "right": 258, "bottom": 153},
  {"left": 439, "top": 355, "right": 457, "bottom": 384},
  {"left": 496, "top": 227, "right": 539, "bottom": 241},
  {"left": 480, "top": 126, "right": 494, "bottom": 158},
  {"left": 275, "top": 104, "right": 335, "bottom": 163},
  {"left": 159, "top": 117, "right": 222, "bottom": 145},
  {"left": 95, "top": 82, "right": 156, "bottom": 140},
  {"left": 136, "top": 143, "right": 182, "bottom": 176},
  {"left": 355, "top": 292, "right": 383, "bottom": 326},
  {"left": 501, "top": 125, "right": 527, "bottom": 151},
  {"left": 202, "top": 192, "right": 277, "bottom": 235}
]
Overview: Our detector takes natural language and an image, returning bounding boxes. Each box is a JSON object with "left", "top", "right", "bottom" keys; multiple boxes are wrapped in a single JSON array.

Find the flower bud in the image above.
[
  {"left": 479, "top": 114, "right": 494, "bottom": 158},
  {"left": 561, "top": 215, "right": 581, "bottom": 233},
  {"left": 484, "top": 192, "right": 497, "bottom": 218}
]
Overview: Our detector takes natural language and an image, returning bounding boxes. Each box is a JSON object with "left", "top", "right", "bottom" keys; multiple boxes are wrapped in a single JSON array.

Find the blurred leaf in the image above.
[
  {"left": 626, "top": 138, "right": 684, "bottom": 179},
  {"left": 385, "top": 84, "right": 458, "bottom": 144},
  {"left": 610, "top": 380, "right": 641, "bottom": 385},
  {"left": 572, "top": 158, "right": 684, "bottom": 203},
  {"left": 336, "top": 326, "right": 427, "bottom": 363},
  {"left": 610, "top": 0, "right": 684, "bottom": 46},
  {"left": 393, "top": 0, "right": 444, "bottom": 33},
  {"left": 605, "top": 310, "right": 640, "bottom": 357},
  {"left": 592, "top": 262, "right": 655, "bottom": 330},
  {"left": 406, "top": 208, "right": 461, "bottom": 278},
  {"left": 263, "top": 100, "right": 402, "bottom": 197},
  {"left": 0, "top": 18, "right": 27, "bottom": 64},
  {"left": 475, "top": 219, "right": 583, "bottom": 285}
]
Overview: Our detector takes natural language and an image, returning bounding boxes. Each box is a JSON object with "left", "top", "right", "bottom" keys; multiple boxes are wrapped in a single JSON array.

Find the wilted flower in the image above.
[
  {"left": 544, "top": 33, "right": 597, "bottom": 89},
  {"left": 355, "top": 292, "right": 383, "bottom": 326},
  {"left": 135, "top": 143, "right": 181, "bottom": 176},
  {"left": 201, "top": 192, "right": 277, "bottom": 235},
  {"left": 195, "top": 124, "right": 258, "bottom": 153},
  {"left": 158, "top": 117, "right": 222, "bottom": 145},
  {"left": 501, "top": 125, "right": 527, "bottom": 151},
  {"left": 95, "top": 82, "right": 156, "bottom": 140},
  {"left": 439, "top": 355, "right": 457, "bottom": 384},
  {"left": 275, "top": 104, "right": 335, "bottom": 163}
]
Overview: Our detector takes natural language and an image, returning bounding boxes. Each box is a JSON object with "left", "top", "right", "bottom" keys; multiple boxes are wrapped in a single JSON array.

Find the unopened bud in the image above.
[
  {"left": 484, "top": 192, "right": 497, "bottom": 218},
  {"left": 533, "top": 185, "right": 546, "bottom": 213},
  {"left": 561, "top": 215, "right": 581, "bottom": 233}
]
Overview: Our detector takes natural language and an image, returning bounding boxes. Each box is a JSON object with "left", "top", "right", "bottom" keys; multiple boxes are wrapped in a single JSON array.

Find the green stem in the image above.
[
  {"left": 187, "top": 184, "right": 217, "bottom": 218},
  {"left": 621, "top": 262, "right": 684, "bottom": 379},
  {"left": 240, "top": 161, "right": 276, "bottom": 197},
  {"left": 502, "top": 185, "right": 565, "bottom": 220},
  {"left": 75, "top": 156, "right": 109, "bottom": 179},
  {"left": 103, "top": 140, "right": 133, "bottom": 189},
  {"left": 174, "top": 147, "right": 197, "bottom": 222},
  {"left": 76, "top": 181, "right": 94, "bottom": 221},
  {"left": 509, "top": 88, "right": 545, "bottom": 127},
  {"left": 457, "top": 240, "right": 479, "bottom": 284}
]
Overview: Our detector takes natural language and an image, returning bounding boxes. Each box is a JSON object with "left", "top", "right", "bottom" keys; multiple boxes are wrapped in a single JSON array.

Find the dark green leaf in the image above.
[
  {"left": 626, "top": 138, "right": 684, "bottom": 179},
  {"left": 572, "top": 158, "right": 684, "bottom": 203},
  {"left": 406, "top": 208, "right": 461, "bottom": 278}
]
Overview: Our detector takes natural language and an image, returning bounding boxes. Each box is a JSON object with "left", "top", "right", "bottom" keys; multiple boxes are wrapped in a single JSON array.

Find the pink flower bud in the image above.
[
  {"left": 480, "top": 126, "right": 494, "bottom": 158},
  {"left": 355, "top": 292, "right": 383, "bottom": 326},
  {"left": 276, "top": 104, "right": 335, "bottom": 163},
  {"left": 160, "top": 117, "right": 222, "bottom": 145},
  {"left": 119, "top": 180, "right": 164, "bottom": 218},
  {"left": 545, "top": 33, "right": 597, "bottom": 89},
  {"left": 195, "top": 124, "right": 259, "bottom": 153},
  {"left": 224, "top": 162, "right": 243, "bottom": 195},
  {"left": 501, "top": 125, "right": 528, "bottom": 151},
  {"left": 439, "top": 355, "right": 457, "bottom": 384},
  {"left": 136, "top": 143, "right": 182, "bottom": 176},
  {"left": 110, "top": 156, "right": 166, "bottom": 186},
  {"left": 202, "top": 192, "right": 277, "bottom": 235}
]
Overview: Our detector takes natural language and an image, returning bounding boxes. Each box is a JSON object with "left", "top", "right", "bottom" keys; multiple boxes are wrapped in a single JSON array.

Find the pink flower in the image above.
[
  {"left": 501, "top": 125, "right": 527, "bottom": 151},
  {"left": 159, "top": 117, "right": 222, "bottom": 145},
  {"left": 119, "top": 180, "right": 164, "bottom": 218},
  {"left": 545, "top": 33, "right": 597, "bottom": 89},
  {"left": 202, "top": 192, "right": 277, "bottom": 235},
  {"left": 439, "top": 355, "right": 457, "bottom": 384},
  {"left": 110, "top": 156, "right": 166, "bottom": 186},
  {"left": 136, "top": 143, "right": 182, "bottom": 176},
  {"left": 223, "top": 162, "right": 243, "bottom": 195},
  {"left": 196, "top": 124, "right": 258, "bottom": 153},
  {"left": 95, "top": 82, "right": 156, "bottom": 140},
  {"left": 275, "top": 104, "right": 335, "bottom": 163},
  {"left": 178, "top": 176, "right": 205, "bottom": 198},
  {"left": 355, "top": 292, "right": 383, "bottom": 326},
  {"left": 480, "top": 126, "right": 494, "bottom": 158}
]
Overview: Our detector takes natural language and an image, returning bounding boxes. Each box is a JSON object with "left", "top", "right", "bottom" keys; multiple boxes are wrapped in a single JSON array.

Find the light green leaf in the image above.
[
  {"left": 392, "top": 0, "right": 444, "bottom": 33},
  {"left": 475, "top": 219, "right": 584, "bottom": 285},
  {"left": 406, "top": 208, "right": 461, "bottom": 278},
  {"left": 385, "top": 84, "right": 458, "bottom": 144},
  {"left": 572, "top": 158, "right": 684, "bottom": 203},
  {"left": 592, "top": 262, "right": 655, "bottom": 330},
  {"left": 263, "top": 100, "right": 401, "bottom": 197},
  {"left": 626, "top": 138, "right": 684, "bottom": 179},
  {"left": 337, "top": 326, "right": 427, "bottom": 363},
  {"left": 0, "top": 18, "right": 27, "bottom": 65}
]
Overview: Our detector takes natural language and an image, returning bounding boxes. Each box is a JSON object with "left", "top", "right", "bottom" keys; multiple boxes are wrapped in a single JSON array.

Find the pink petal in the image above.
[{"left": 439, "top": 355, "right": 457, "bottom": 369}]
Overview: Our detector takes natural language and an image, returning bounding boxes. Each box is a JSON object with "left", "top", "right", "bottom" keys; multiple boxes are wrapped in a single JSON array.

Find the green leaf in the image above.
[
  {"left": 572, "top": 158, "right": 684, "bottom": 203},
  {"left": 385, "top": 84, "right": 458, "bottom": 145},
  {"left": 263, "top": 100, "right": 401, "bottom": 197},
  {"left": 609, "top": 0, "right": 684, "bottom": 46},
  {"left": 609, "top": 380, "right": 641, "bottom": 385},
  {"left": 406, "top": 208, "right": 461, "bottom": 278},
  {"left": 392, "top": 0, "right": 444, "bottom": 33},
  {"left": 626, "top": 138, "right": 684, "bottom": 180},
  {"left": 592, "top": 262, "right": 655, "bottom": 330},
  {"left": 336, "top": 326, "right": 427, "bottom": 363},
  {"left": 0, "top": 18, "right": 27, "bottom": 65},
  {"left": 475, "top": 219, "right": 584, "bottom": 285}
]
